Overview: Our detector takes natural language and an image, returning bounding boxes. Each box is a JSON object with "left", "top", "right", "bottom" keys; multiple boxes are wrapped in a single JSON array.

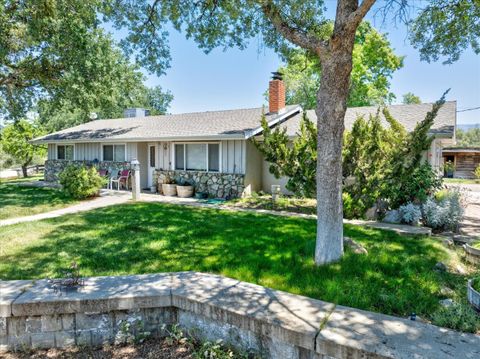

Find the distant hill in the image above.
[{"left": 458, "top": 124, "right": 480, "bottom": 131}]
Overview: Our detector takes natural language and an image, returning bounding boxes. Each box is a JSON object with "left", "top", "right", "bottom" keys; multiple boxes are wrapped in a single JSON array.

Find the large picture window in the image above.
[
  {"left": 174, "top": 143, "right": 220, "bottom": 172},
  {"left": 103, "top": 144, "right": 126, "bottom": 162},
  {"left": 57, "top": 145, "right": 74, "bottom": 160}
]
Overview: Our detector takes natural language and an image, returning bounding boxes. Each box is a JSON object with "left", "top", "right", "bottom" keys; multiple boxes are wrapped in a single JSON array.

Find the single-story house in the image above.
[
  {"left": 442, "top": 147, "right": 480, "bottom": 178},
  {"left": 32, "top": 75, "right": 457, "bottom": 197}
]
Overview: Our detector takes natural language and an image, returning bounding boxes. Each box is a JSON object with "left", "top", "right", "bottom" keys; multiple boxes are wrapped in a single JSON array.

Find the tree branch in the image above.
[
  {"left": 346, "top": 0, "right": 377, "bottom": 29},
  {"left": 260, "top": 1, "right": 329, "bottom": 58}
]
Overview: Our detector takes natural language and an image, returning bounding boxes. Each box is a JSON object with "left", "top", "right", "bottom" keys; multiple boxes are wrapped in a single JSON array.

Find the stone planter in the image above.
[
  {"left": 162, "top": 183, "right": 177, "bottom": 196},
  {"left": 467, "top": 279, "right": 480, "bottom": 311},
  {"left": 464, "top": 243, "right": 480, "bottom": 265},
  {"left": 177, "top": 185, "right": 194, "bottom": 198}
]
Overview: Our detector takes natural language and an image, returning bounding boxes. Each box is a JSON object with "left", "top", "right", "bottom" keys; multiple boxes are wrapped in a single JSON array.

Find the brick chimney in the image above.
[{"left": 269, "top": 72, "right": 286, "bottom": 114}]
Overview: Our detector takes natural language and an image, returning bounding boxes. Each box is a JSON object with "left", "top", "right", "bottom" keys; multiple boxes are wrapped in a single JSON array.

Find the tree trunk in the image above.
[
  {"left": 314, "top": 42, "right": 355, "bottom": 265},
  {"left": 21, "top": 165, "right": 28, "bottom": 178}
]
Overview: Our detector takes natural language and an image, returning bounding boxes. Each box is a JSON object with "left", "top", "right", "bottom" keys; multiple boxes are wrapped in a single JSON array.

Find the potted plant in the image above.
[
  {"left": 443, "top": 161, "right": 455, "bottom": 178},
  {"left": 176, "top": 178, "right": 194, "bottom": 198},
  {"left": 467, "top": 277, "right": 480, "bottom": 310},
  {"left": 161, "top": 174, "right": 177, "bottom": 196}
]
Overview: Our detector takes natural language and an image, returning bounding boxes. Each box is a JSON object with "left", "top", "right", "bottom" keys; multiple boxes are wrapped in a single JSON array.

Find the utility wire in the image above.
[{"left": 457, "top": 106, "right": 480, "bottom": 113}]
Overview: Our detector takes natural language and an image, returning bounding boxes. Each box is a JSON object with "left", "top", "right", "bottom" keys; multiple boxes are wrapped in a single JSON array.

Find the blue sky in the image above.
[{"left": 125, "top": 5, "right": 479, "bottom": 125}]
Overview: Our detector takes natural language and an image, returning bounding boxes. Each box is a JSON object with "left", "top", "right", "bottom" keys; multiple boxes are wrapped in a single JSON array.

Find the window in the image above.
[
  {"left": 57, "top": 145, "right": 74, "bottom": 160},
  {"left": 103, "top": 144, "right": 126, "bottom": 162},
  {"left": 174, "top": 143, "right": 220, "bottom": 172}
]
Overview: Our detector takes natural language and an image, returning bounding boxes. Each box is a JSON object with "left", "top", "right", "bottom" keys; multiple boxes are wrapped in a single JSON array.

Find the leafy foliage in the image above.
[
  {"left": 410, "top": 0, "right": 480, "bottom": 64},
  {"left": 0, "top": 120, "right": 46, "bottom": 176},
  {"left": 255, "top": 95, "right": 447, "bottom": 216},
  {"left": 398, "top": 203, "right": 422, "bottom": 225},
  {"left": 59, "top": 165, "right": 105, "bottom": 199},
  {"left": 402, "top": 92, "right": 422, "bottom": 104},
  {"left": 252, "top": 112, "right": 316, "bottom": 197},
  {"left": 475, "top": 164, "right": 480, "bottom": 180},
  {"left": 422, "top": 188, "right": 465, "bottom": 231},
  {"left": 0, "top": 0, "right": 173, "bottom": 124},
  {"left": 432, "top": 301, "right": 480, "bottom": 333},
  {"left": 456, "top": 128, "right": 480, "bottom": 147},
  {"left": 279, "top": 22, "right": 403, "bottom": 109}
]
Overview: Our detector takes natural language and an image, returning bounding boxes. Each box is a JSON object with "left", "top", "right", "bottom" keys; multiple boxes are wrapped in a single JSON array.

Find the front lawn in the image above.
[
  {"left": 229, "top": 193, "right": 316, "bottom": 214},
  {"left": 0, "top": 177, "right": 77, "bottom": 220},
  {"left": 0, "top": 202, "right": 478, "bottom": 332}
]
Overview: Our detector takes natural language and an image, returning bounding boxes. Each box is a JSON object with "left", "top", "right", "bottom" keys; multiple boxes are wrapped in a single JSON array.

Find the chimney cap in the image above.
[{"left": 271, "top": 71, "right": 283, "bottom": 81}]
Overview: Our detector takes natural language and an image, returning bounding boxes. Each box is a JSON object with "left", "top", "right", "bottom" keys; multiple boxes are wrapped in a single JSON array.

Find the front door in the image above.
[{"left": 148, "top": 144, "right": 156, "bottom": 187}]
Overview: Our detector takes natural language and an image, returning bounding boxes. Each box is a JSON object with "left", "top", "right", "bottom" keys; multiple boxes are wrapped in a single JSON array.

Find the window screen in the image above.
[
  {"left": 57, "top": 146, "right": 65, "bottom": 160},
  {"left": 186, "top": 144, "right": 206, "bottom": 171},
  {"left": 175, "top": 144, "right": 185, "bottom": 170},
  {"left": 103, "top": 145, "right": 114, "bottom": 161},
  {"left": 65, "top": 145, "right": 74, "bottom": 160},
  {"left": 114, "top": 145, "right": 125, "bottom": 162},
  {"left": 208, "top": 144, "right": 220, "bottom": 172},
  {"left": 149, "top": 146, "right": 156, "bottom": 167}
]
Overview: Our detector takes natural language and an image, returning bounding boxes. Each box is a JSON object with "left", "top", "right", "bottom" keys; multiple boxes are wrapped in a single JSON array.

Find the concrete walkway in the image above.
[
  {"left": 0, "top": 189, "right": 130, "bottom": 227},
  {"left": 449, "top": 183, "right": 480, "bottom": 243}
]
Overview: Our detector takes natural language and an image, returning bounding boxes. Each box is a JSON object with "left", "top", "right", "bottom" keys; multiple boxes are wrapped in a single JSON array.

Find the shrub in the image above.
[
  {"left": 422, "top": 188, "right": 465, "bottom": 231},
  {"left": 431, "top": 302, "right": 480, "bottom": 333},
  {"left": 475, "top": 164, "right": 480, "bottom": 181},
  {"left": 398, "top": 202, "right": 422, "bottom": 224},
  {"left": 342, "top": 192, "right": 364, "bottom": 219},
  {"left": 59, "top": 165, "right": 105, "bottom": 199}
]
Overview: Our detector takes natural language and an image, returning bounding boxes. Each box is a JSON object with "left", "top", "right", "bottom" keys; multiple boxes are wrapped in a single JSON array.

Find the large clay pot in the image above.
[
  {"left": 162, "top": 183, "right": 177, "bottom": 196},
  {"left": 177, "top": 185, "right": 194, "bottom": 198}
]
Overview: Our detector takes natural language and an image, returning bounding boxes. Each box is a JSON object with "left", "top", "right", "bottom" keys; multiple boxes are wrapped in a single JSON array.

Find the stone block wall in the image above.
[
  {"left": 45, "top": 160, "right": 131, "bottom": 182},
  {"left": 156, "top": 170, "right": 245, "bottom": 198},
  {"left": 1, "top": 273, "right": 479, "bottom": 358}
]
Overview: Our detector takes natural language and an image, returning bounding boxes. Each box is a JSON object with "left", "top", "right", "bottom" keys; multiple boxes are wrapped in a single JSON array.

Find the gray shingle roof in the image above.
[
  {"left": 32, "top": 102, "right": 456, "bottom": 144},
  {"left": 32, "top": 105, "right": 300, "bottom": 143},
  {"left": 278, "top": 101, "right": 456, "bottom": 137}
]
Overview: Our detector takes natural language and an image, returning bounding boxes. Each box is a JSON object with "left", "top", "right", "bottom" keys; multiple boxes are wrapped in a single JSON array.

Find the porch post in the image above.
[{"left": 131, "top": 158, "right": 141, "bottom": 201}]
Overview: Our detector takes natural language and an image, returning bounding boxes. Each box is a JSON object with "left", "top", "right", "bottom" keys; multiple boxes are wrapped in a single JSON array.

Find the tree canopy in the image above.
[
  {"left": 0, "top": 120, "right": 45, "bottom": 177},
  {"left": 456, "top": 128, "right": 480, "bottom": 147},
  {"left": 402, "top": 93, "right": 422, "bottom": 105},
  {"left": 0, "top": 0, "right": 172, "bottom": 124},
  {"left": 279, "top": 22, "right": 403, "bottom": 109}
]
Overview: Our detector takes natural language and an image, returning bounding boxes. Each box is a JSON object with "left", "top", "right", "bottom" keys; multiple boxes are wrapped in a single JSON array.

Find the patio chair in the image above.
[
  {"left": 108, "top": 169, "right": 120, "bottom": 190},
  {"left": 110, "top": 169, "right": 130, "bottom": 190}
]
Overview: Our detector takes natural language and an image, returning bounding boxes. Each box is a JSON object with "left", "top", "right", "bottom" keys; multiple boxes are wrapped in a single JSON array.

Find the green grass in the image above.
[
  {"left": 0, "top": 177, "right": 78, "bottom": 220},
  {"left": 0, "top": 202, "right": 477, "bottom": 332},
  {"left": 443, "top": 178, "right": 480, "bottom": 185}
]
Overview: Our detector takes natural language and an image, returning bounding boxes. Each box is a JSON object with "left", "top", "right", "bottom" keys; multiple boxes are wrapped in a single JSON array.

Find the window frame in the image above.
[
  {"left": 172, "top": 142, "right": 222, "bottom": 172},
  {"left": 101, "top": 143, "right": 127, "bottom": 162},
  {"left": 56, "top": 144, "right": 75, "bottom": 161}
]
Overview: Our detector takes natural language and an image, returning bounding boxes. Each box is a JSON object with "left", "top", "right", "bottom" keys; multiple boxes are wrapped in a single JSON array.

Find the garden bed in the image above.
[{"left": 228, "top": 193, "right": 316, "bottom": 214}]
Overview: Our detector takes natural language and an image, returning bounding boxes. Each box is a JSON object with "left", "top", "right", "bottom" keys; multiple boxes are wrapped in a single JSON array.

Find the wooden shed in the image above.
[{"left": 442, "top": 147, "right": 480, "bottom": 178}]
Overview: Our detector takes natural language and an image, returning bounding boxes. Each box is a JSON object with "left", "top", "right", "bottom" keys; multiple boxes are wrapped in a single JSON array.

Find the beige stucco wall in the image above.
[{"left": 243, "top": 141, "right": 263, "bottom": 196}]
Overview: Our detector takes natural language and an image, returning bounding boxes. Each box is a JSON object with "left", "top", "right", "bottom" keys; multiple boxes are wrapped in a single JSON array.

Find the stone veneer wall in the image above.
[
  {"left": 1, "top": 272, "right": 479, "bottom": 358},
  {"left": 155, "top": 170, "right": 245, "bottom": 198},
  {"left": 45, "top": 160, "right": 131, "bottom": 182}
]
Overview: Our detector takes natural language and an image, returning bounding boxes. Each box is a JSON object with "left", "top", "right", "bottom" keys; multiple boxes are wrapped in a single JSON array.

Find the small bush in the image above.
[
  {"left": 343, "top": 192, "right": 363, "bottom": 219},
  {"left": 431, "top": 302, "right": 480, "bottom": 333},
  {"left": 398, "top": 202, "right": 422, "bottom": 224},
  {"left": 475, "top": 164, "right": 480, "bottom": 180},
  {"left": 422, "top": 188, "right": 464, "bottom": 231},
  {"left": 59, "top": 165, "right": 105, "bottom": 199}
]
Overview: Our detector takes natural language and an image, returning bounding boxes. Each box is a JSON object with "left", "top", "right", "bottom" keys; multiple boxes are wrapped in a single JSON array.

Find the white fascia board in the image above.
[{"left": 244, "top": 106, "right": 302, "bottom": 139}]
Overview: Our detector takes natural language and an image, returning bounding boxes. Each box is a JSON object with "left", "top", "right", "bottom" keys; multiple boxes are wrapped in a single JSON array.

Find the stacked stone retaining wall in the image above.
[{"left": 1, "top": 272, "right": 479, "bottom": 358}]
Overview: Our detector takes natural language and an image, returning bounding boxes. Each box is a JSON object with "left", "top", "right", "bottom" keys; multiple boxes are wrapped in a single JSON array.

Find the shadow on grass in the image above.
[
  {"left": 0, "top": 202, "right": 468, "bottom": 318},
  {"left": 0, "top": 183, "right": 76, "bottom": 219}
]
